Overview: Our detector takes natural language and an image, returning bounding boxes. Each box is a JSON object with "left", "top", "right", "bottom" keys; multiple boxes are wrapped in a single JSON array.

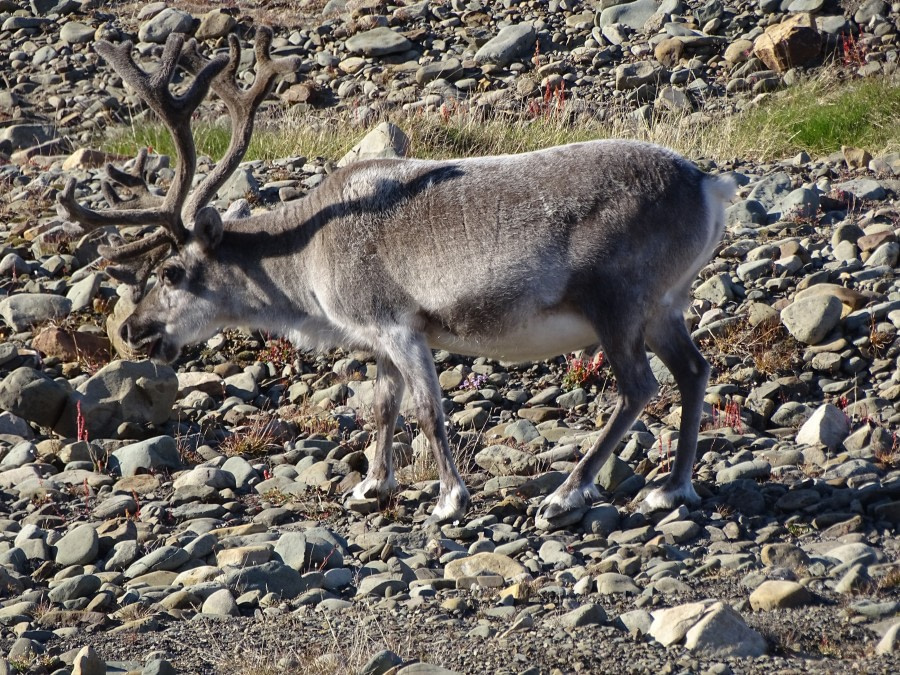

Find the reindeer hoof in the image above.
[
  {"left": 535, "top": 490, "right": 589, "bottom": 531},
  {"left": 424, "top": 485, "right": 470, "bottom": 526},
  {"left": 639, "top": 482, "right": 701, "bottom": 514},
  {"left": 347, "top": 476, "right": 398, "bottom": 503}
]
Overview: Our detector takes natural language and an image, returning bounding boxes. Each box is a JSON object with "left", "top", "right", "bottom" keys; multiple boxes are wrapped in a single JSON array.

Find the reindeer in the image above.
[{"left": 58, "top": 28, "right": 736, "bottom": 528}]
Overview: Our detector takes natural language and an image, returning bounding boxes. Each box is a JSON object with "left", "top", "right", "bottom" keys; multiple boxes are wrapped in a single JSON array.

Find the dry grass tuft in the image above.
[
  {"left": 220, "top": 414, "right": 282, "bottom": 457},
  {"left": 701, "top": 317, "right": 802, "bottom": 379}
]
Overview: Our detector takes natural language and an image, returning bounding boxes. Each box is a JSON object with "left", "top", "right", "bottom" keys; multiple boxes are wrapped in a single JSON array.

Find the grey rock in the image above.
[
  {"left": 361, "top": 650, "right": 403, "bottom": 675},
  {"left": 749, "top": 580, "right": 814, "bottom": 609},
  {"left": 474, "top": 445, "right": 538, "bottom": 476},
  {"left": 54, "top": 523, "right": 99, "bottom": 566},
  {"left": 834, "top": 178, "right": 886, "bottom": 201},
  {"left": 143, "top": 660, "right": 178, "bottom": 675},
  {"left": 559, "top": 603, "right": 607, "bottom": 627},
  {"left": 781, "top": 294, "right": 842, "bottom": 345},
  {"left": 345, "top": 27, "right": 413, "bottom": 57},
  {"left": 855, "top": 0, "right": 888, "bottom": 24},
  {"left": 795, "top": 403, "right": 849, "bottom": 449},
  {"left": 875, "top": 620, "right": 899, "bottom": 655},
  {"left": 865, "top": 241, "right": 899, "bottom": 268},
  {"left": 0, "top": 124, "right": 58, "bottom": 152},
  {"left": 71, "top": 645, "right": 105, "bottom": 675},
  {"left": 596, "top": 572, "right": 640, "bottom": 594},
  {"left": 650, "top": 601, "right": 708, "bottom": 646},
  {"left": 725, "top": 199, "right": 767, "bottom": 227},
  {"left": 0, "top": 441, "right": 35, "bottom": 469},
  {"left": 201, "top": 588, "right": 239, "bottom": 616},
  {"left": 66, "top": 273, "right": 102, "bottom": 312},
  {"left": 109, "top": 436, "right": 181, "bottom": 477},
  {"left": 47, "top": 574, "right": 101, "bottom": 602},
  {"left": 221, "top": 456, "right": 259, "bottom": 489},
  {"left": 195, "top": 9, "right": 236, "bottom": 40},
  {"left": 0, "top": 293, "right": 71, "bottom": 332},
  {"left": 777, "top": 186, "right": 819, "bottom": 220},
  {"left": 124, "top": 546, "right": 190, "bottom": 578},
  {"left": 474, "top": 24, "right": 536, "bottom": 66},
  {"left": 218, "top": 167, "right": 259, "bottom": 202},
  {"left": 60, "top": 21, "right": 96, "bottom": 44},
  {"left": 60, "top": 361, "right": 178, "bottom": 438},
  {"left": 31, "top": 0, "right": 80, "bottom": 14},
  {"left": 223, "top": 561, "right": 306, "bottom": 599},
  {"left": 138, "top": 8, "right": 196, "bottom": 44},
  {"left": 716, "top": 459, "right": 771, "bottom": 483},
  {"left": 598, "top": 0, "right": 661, "bottom": 29},
  {"left": 684, "top": 602, "right": 767, "bottom": 657},
  {"left": 581, "top": 503, "right": 620, "bottom": 535},
  {"left": 615, "top": 60, "right": 666, "bottom": 89},
  {"left": 338, "top": 122, "right": 409, "bottom": 167},
  {"left": 748, "top": 172, "right": 791, "bottom": 211}
]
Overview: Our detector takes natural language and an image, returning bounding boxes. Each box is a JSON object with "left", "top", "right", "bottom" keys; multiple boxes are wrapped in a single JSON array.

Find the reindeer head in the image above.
[{"left": 57, "top": 28, "right": 299, "bottom": 363}]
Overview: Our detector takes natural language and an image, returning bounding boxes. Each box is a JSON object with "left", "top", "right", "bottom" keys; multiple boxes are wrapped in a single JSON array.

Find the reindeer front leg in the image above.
[{"left": 351, "top": 357, "right": 402, "bottom": 502}]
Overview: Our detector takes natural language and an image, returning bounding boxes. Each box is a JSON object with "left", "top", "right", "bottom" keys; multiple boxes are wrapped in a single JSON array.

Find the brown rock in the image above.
[
  {"left": 63, "top": 148, "right": 125, "bottom": 170},
  {"left": 195, "top": 8, "right": 236, "bottom": 40},
  {"left": 106, "top": 297, "right": 140, "bottom": 360},
  {"left": 32, "top": 326, "right": 111, "bottom": 363},
  {"left": 842, "top": 145, "right": 873, "bottom": 169},
  {"left": 858, "top": 230, "right": 897, "bottom": 252},
  {"left": 724, "top": 39, "right": 754, "bottom": 65},
  {"left": 282, "top": 83, "right": 322, "bottom": 105},
  {"left": 753, "top": 14, "right": 822, "bottom": 72},
  {"left": 654, "top": 38, "right": 684, "bottom": 68}
]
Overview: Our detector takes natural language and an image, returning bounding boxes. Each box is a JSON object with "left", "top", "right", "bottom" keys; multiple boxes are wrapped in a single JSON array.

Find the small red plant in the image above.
[
  {"left": 131, "top": 489, "right": 141, "bottom": 519},
  {"left": 707, "top": 400, "right": 744, "bottom": 433},
  {"left": 76, "top": 401, "right": 88, "bottom": 443},
  {"left": 658, "top": 435, "right": 672, "bottom": 472},
  {"left": 562, "top": 352, "right": 605, "bottom": 390},
  {"left": 841, "top": 32, "right": 867, "bottom": 67},
  {"left": 259, "top": 336, "right": 299, "bottom": 372}
]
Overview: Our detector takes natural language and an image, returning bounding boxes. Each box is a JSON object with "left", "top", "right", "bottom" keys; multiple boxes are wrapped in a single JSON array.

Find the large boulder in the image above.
[
  {"left": 55, "top": 361, "right": 177, "bottom": 438},
  {"left": 753, "top": 13, "right": 822, "bottom": 72},
  {"left": 0, "top": 367, "right": 70, "bottom": 429}
]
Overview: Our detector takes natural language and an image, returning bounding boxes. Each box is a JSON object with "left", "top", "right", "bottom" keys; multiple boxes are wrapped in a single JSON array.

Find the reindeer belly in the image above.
[{"left": 426, "top": 310, "right": 598, "bottom": 361}]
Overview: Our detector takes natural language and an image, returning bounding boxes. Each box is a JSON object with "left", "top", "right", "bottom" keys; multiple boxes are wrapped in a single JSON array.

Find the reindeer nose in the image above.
[{"left": 119, "top": 321, "right": 132, "bottom": 345}]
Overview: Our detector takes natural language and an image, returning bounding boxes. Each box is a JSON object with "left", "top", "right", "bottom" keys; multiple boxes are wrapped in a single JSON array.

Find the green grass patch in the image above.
[
  {"left": 728, "top": 74, "right": 900, "bottom": 159},
  {"left": 102, "top": 73, "right": 900, "bottom": 167}
]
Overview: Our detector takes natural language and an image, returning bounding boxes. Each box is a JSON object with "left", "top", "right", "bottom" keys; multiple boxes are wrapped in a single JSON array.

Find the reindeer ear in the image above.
[{"left": 193, "top": 206, "right": 224, "bottom": 251}]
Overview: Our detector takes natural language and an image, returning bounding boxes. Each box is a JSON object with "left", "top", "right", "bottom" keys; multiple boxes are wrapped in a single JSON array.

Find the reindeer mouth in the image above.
[{"left": 146, "top": 337, "right": 163, "bottom": 361}]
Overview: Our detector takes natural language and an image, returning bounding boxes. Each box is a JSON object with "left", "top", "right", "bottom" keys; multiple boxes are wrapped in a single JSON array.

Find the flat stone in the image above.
[
  {"left": 474, "top": 24, "right": 536, "bottom": 66},
  {"left": 444, "top": 553, "right": 529, "bottom": 582},
  {"left": 345, "top": 27, "right": 413, "bottom": 57},
  {"left": 749, "top": 580, "right": 814, "bottom": 610}
]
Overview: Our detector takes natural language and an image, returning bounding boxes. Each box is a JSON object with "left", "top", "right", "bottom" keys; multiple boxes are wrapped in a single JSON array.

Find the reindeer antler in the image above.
[
  {"left": 57, "top": 34, "right": 230, "bottom": 244},
  {"left": 180, "top": 26, "right": 302, "bottom": 221},
  {"left": 57, "top": 27, "right": 299, "bottom": 292}
]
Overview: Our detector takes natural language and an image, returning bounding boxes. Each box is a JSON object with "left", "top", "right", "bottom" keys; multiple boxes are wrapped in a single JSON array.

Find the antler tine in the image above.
[
  {"left": 99, "top": 229, "right": 173, "bottom": 263},
  {"left": 57, "top": 177, "right": 178, "bottom": 229},
  {"left": 100, "top": 148, "right": 163, "bottom": 210},
  {"left": 181, "top": 27, "right": 302, "bottom": 220}
]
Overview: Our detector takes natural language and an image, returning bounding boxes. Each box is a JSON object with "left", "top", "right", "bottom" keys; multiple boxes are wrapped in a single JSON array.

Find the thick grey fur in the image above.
[{"left": 120, "top": 139, "right": 736, "bottom": 525}]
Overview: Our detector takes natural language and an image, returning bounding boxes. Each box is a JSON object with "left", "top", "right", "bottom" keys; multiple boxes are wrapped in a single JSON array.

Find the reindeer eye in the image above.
[{"left": 160, "top": 265, "right": 184, "bottom": 286}]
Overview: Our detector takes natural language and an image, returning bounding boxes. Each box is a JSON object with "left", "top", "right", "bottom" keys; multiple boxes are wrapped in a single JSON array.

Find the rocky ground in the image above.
[{"left": 0, "top": 0, "right": 899, "bottom": 674}]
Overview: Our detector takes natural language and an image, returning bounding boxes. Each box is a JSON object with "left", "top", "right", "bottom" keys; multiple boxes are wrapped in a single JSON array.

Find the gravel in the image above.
[{"left": 0, "top": 0, "right": 898, "bottom": 673}]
